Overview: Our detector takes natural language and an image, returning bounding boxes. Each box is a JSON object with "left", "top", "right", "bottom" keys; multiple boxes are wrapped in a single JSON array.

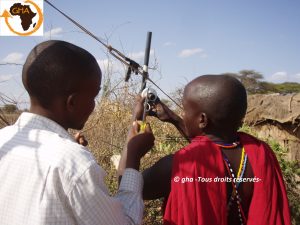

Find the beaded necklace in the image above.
[
  {"left": 214, "top": 141, "right": 247, "bottom": 225},
  {"left": 214, "top": 141, "right": 240, "bottom": 149},
  {"left": 222, "top": 151, "right": 247, "bottom": 225},
  {"left": 226, "top": 149, "right": 248, "bottom": 206}
]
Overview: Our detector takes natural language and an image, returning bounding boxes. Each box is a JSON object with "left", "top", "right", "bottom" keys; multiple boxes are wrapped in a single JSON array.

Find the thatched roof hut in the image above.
[{"left": 244, "top": 93, "right": 300, "bottom": 161}]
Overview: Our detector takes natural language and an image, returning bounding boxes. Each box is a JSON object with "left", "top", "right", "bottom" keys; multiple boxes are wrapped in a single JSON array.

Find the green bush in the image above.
[{"left": 268, "top": 140, "right": 300, "bottom": 225}]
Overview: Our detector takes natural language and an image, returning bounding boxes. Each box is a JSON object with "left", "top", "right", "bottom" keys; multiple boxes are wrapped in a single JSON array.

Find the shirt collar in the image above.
[{"left": 15, "top": 112, "right": 75, "bottom": 142}]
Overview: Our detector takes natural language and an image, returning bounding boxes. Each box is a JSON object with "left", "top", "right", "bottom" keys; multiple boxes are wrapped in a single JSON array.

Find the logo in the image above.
[{"left": 0, "top": 0, "right": 43, "bottom": 36}]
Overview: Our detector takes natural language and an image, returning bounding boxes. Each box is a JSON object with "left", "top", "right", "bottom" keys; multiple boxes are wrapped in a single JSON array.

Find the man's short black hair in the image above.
[
  {"left": 185, "top": 74, "right": 247, "bottom": 131},
  {"left": 22, "top": 40, "right": 101, "bottom": 108}
]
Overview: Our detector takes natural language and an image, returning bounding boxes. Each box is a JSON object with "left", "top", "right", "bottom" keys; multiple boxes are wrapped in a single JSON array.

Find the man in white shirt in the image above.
[{"left": 0, "top": 40, "right": 154, "bottom": 225}]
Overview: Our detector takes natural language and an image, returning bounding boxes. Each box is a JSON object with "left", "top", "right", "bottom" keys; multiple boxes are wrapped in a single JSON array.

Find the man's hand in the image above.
[
  {"left": 74, "top": 132, "right": 88, "bottom": 146},
  {"left": 132, "top": 94, "right": 175, "bottom": 123},
  {"left": 149, "top": 100, "right": 176, "bottom": 123},
  {"left": 126, "top": 121, "right": 155, "bottom": 169},
  {"left": 132, "top": 95, "right": 145, "bottom": 121},
  {"left": 149, "top": 99, "right": 190, "bottom": 141}
]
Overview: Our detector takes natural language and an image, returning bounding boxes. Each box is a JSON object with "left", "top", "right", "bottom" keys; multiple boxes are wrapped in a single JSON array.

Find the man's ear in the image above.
[
  {"left": 198, "top": 112, "right": 208, "bottom": 129},
  {"left": 66, "top": 93, "right": 77, "bottom": 112}
]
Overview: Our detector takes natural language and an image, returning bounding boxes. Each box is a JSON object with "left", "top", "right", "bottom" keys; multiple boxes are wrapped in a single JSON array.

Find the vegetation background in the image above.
[{"left": 0, "top": 69, "right": 299, "bottom": 224}]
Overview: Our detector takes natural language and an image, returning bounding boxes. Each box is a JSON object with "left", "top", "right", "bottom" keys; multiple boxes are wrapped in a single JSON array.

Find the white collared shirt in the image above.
[{"left": 0, "top": 112, "right": 143, "bottom": 225}]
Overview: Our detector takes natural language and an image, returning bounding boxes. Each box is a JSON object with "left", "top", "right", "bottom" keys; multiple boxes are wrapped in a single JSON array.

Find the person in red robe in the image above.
[{"left": 133, "top": 75, "right": 291, "bottom": 225}]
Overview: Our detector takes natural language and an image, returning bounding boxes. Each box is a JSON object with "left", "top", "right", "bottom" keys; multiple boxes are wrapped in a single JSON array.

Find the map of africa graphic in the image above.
[{"left": 9, "top": 3, "right": 36, "bottom": 31}]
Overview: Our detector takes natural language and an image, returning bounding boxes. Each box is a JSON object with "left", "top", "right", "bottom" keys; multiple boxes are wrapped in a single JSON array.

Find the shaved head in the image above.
[
  {"left": 183, "top": 75, "right": 247, "bottom": 134},
  {"left": 22, "top": 40, "right": 101, "bottom": 108}
]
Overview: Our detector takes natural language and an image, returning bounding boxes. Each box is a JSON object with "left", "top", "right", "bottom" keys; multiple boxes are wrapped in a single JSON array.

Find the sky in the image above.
[{"left": 0, "top": 0, "right": 300, "bottom": 108}]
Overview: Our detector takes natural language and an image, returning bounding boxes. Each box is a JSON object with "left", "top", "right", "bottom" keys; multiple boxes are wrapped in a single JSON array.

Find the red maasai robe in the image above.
[{"left": 163, "top": 132, "right": 291, "bottom": 225}]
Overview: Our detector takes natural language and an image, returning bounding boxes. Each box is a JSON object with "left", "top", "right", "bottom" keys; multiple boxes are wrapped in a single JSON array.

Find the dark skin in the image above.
[
  {"left": 29, "top": 69, "right": 154, "bottom": 170},
  {"left": 118, "top": 101, "right": 155, "bottom": 177},
  {"left": 24, "top": 41, "right": 154, "bottom": 171},
  {"left": 130, "top": 75, "right": 254, "bottom": 224},
  {"left": 29, "top": 73, "right": 101, "bottom": 131}
]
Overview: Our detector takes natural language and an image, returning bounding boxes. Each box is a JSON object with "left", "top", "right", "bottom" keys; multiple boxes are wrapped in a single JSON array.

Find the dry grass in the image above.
[
  {"left": 71, "top": 98, "right": 300, "bottom": 225},
  {"left": 0, "top": 112, "right": 20, "bottom": 128},
  {"left": 1, "top": 98, "right": 298, "bottom": 224},
  {"left": 82, "top": 98, "right": 186, "bottom": 224}
]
